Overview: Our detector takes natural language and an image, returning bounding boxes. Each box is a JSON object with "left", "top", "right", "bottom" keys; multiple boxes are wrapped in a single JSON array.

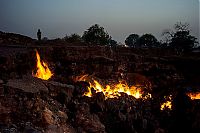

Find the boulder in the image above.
[{"left": 6, "top": 76, "right": 48, "bottom": 93}]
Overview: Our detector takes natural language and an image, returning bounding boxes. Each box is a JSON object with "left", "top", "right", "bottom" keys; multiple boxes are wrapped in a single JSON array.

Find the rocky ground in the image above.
[{"left": 1, "top": 38, "right": 200, "bottom": 132}]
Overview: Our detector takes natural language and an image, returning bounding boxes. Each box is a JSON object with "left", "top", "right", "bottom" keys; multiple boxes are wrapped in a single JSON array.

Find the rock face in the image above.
[
  {"left": 1, "top": 39, "right": 200, "bottom": 132},
  {"left": 0, "top": 77, "right": 77, "bottom": 132},
  {"left": 6, "top": 76, "right": 48, "bottom": 93}
]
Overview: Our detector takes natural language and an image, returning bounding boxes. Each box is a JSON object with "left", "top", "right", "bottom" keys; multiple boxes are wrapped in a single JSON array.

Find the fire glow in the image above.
[
  {"left": 32, "top": 50, "right": 53, "bottom": 80},
  {"left": 76, "top": 75, "right": 151, "bottom": 100},
  {"left": 160, "top": 95, "right": 172, "bottom": 111},
  {"left": 187, "top": 92, "right": 200, "bottom": 100}
]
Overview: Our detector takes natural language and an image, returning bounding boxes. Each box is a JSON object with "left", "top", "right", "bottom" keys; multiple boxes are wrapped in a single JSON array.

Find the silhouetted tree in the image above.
[
  {"left": 174, "top": 22, "right": 189, "bottom": 31},
  {"left": 161, "top": 29, "right": 174, "bottom": 46},
  {"left": 82, "top": 24, "right": 110, "bottom": 45},
  {"left": 162, "top": 22, "right": 198, "bottom": 52},
  {"left": 138, "top": 34, "right": 158, "bottom": 48},
  {"left": 170, "top": 31, "right": 197, "bottom": 52},
  {"left": 125, "top": 34, "right": 139, "bottom": 47},
  {"left": 159, "top": 40, "right": 168, "bottom": 48},
  {"left": 109, "top": 39, "right": 118, "bottom": 47},
  {"left": 64, "top": 33, "right": 82, "bottom": 43}
]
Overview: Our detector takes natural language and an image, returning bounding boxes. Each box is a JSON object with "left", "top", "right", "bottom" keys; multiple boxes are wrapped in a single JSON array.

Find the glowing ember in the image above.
[
  {"left": 76, "top": 75, "right": 151, "bottom": 99},
  {"left": 32, "top": 50, "right": 53, "bottom": 80},
  {"left": 187, "top": 92, "right": 200, "bottom": 100},
  {"left": 160, "top": 95, "right": 172, "bottom": 111}
]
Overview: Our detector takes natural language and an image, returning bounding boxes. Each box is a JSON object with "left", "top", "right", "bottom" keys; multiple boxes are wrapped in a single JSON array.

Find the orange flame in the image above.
[
  {"left": 187, "top": 92, "right": 200, "bottom": 100},
  {"left": 32, "top": 50, "right": 53, "bottom": 80},
  {"left": 160, "top": 95, "right": 172, "bottom": 111},
  {"left": 76, "top": 75, "right": 151, "bottom": 99}
]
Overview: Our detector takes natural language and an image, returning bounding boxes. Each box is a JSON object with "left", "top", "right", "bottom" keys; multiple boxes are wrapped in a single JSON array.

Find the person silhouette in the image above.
[{"left": 37, "top": 29, "right": 41, "bottom": 41}]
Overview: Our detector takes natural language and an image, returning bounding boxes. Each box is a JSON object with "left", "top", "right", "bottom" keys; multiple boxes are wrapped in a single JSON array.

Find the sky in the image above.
[{"left": 0, "top": 0, "right": 199, "bottom": 43}]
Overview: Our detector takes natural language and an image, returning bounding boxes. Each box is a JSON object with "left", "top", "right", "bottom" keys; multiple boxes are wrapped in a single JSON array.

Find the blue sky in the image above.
[{"left": 0, "top": 0, "right": 199, "bottom": 43}]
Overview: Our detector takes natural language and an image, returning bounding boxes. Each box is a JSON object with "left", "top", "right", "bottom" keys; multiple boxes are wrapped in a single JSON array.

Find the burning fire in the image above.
[
  {"left": 187, "top": 92, "right": 200, "bottom": 100},
  {"left": 32, "top": 50, "right": 53, "bottom": 80},
  {"left": 75, "top": 74, "right": 151, "bottom": 99},
  {"left": 160, "top": 95, "right": 172, "bottom": 111}
]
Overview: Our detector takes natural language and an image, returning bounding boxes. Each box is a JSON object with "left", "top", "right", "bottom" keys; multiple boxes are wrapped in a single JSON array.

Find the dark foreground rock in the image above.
[{"left": 1, "top": 45, "right": 200, "bottom": 132}]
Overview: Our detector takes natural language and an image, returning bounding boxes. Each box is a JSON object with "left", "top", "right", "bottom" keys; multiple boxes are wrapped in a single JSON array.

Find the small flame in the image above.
[
  {"left": 187, "top": 92, "right": 200, "bottom": 100},
  {"left": 76, "top": 75, "right": 151, "bottom": 100},
  {"left": 32, "top": 50, "right": 53, "bottom": 80},
  {"left": 160, "top": 95, "right": 172, "bottom": 111},
  {"left": 74, "top": 74, "right": 89, "bottom": 82}
]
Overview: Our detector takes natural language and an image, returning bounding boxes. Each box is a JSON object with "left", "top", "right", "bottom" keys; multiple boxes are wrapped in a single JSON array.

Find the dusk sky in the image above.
[{"left": 0, "top": 0, "right": 199, "bottom": 43}]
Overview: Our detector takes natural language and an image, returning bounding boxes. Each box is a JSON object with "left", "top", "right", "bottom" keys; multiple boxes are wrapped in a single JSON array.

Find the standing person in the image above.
[{"left": 37, "top": 29, "right": 41, "bottom": 41}]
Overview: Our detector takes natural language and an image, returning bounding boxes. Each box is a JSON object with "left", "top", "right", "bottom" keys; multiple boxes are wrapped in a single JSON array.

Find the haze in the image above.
[{"left": 0, "top": 0, "right": 199, "bottom": 43}]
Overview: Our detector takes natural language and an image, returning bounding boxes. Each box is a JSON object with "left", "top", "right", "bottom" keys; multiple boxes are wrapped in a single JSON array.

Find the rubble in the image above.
[
  {"left": 75, "top": 103, "right": 106, "bottom": 133},
  {"left": 1, "top": 45, "right": 200, "bottom": 132}
]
